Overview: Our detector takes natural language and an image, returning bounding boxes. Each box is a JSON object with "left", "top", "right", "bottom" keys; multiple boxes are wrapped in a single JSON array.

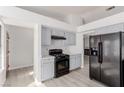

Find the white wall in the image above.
[
  {"left": 78, "top": 11, "right": 124, "bottom": 32},
  {"left": 6, "top": 25, "right": 34, "bottom": 70}
]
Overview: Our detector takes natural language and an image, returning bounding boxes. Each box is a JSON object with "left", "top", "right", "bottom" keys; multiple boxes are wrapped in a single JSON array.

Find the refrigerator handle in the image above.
[
  {"left": 98, "top": 42, "right": 103, "bottom": 63},
  {"left": 100, "top": 42, "right": 103, "bottom": 63}
]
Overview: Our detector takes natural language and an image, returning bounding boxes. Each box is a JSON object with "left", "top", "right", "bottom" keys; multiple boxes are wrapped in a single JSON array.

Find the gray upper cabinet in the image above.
[
  {"left": 41, "top": 26, "right": 76, "bottom": 46},
  {"left": 51, "top": 29, "right": 65, "bottom": 46},
  {"left": 41, "top": 26, "right": 51, "bottom": 46},
  {"left": 52, "top": 29, "right": 64, "bottom": 36},
  {"left": 65, "top": 32, "right": 76, "bottom": 46}
]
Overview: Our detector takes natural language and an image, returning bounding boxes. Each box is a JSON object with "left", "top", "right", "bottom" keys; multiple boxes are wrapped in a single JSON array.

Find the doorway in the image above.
[{"left": 4, "top": 25, "right": 34, "bottom": 87}]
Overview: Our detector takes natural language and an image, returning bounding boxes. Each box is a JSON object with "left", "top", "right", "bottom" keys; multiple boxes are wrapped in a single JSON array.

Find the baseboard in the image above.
[{"left": 9, "top": 64, "right": 33, "bottom": 70}]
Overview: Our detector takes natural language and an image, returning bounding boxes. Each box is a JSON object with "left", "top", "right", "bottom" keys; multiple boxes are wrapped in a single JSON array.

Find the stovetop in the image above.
[
  {"left": 50, "top": 53, "right": 69, "bottom": 59},
  {"left": 49, "top": 49, "right": 69, "bottom": 60},
  {"left": 51, "top": 53, "right": 68, "bottom": 57}
]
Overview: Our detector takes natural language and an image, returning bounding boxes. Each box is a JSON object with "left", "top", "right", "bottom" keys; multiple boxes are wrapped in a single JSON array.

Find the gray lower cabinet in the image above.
[
  {"left": 41, "top": 57, "right": 54, "bottom": 81},
  {"left": 65, "top": 32, "right": 76, "bottom": 46},
  {"left": 41, "top": 26, "right": 51, "bottom": 45},
  {"left": 70, "top": 55, "right": 76, "bottom": 70},
  {"left": 75, "top": 54, "right": 82, "bottom": 68},
  {"left": 70, "top": 54, "right": 82, "bottom": 70}
]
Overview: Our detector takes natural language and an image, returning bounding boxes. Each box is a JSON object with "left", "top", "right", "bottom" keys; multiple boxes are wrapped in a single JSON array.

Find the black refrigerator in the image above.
[{"left": 89, "top": 32, "right": 124, "bottom": 87}]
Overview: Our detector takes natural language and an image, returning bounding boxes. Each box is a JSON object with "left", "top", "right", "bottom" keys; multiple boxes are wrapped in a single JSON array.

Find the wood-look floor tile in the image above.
[{"left": 4, "top": 65, "right": 106, "bottom": 87}]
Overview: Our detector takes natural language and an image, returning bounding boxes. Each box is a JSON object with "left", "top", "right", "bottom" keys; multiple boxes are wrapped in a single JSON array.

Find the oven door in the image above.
[{"left": 56, "top": 58, "right": 69, "bottom": 72}]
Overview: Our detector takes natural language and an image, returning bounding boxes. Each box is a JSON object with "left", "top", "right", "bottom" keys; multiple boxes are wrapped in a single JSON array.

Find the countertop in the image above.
[
  {"left": 41, "top": 55, "right": 55, "bottom": 59},
  {"left": 41, "top": 53, "right": 82, "bottom": 59},
  {"left": 67, "top": 53, "right": 82, "bottom": 55}
]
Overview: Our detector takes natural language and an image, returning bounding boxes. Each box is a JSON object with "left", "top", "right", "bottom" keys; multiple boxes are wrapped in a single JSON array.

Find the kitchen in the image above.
[
  {"left": 1, "top": 6, "right": 124, "bottom": 87},
  {"left": 40, "top": 25, "right": 82, "bottom": 81}
]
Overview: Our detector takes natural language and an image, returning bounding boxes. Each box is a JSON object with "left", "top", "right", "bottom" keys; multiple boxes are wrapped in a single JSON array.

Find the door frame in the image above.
[{"left": 0, "top": 19, "right": 6, "bottom": 86}]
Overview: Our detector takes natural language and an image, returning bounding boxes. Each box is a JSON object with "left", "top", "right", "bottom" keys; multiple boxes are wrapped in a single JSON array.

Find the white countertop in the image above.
[
  {"left": 64, "top": 51, "right": 81, "bottom": 55},
  {"left": 41, "top": 55, "right": 55, "bottom": 59},
  {"left": 64, "top": 52, "right": 82, "bottom": 55},
  {"left": 68, "top": 53, "right": 82, "bottom": 55},
  {"left": 41, "top": 53, "right": 82, "bottom": 59}
]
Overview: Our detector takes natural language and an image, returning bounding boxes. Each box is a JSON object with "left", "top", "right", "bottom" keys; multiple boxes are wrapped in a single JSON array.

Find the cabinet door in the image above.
[
  {"left": 65, "top": 32, "right": 76, "bottom": 46},
  {"left": 41, "top": 59, "right": 54, "bottom": 81},
  {"left": 52, "top": 29, "right": 64, "bottom": 36},
  {"left": 42, "top": 27, "right": 51, "bottom": 45},
  {"left": 75, "top": 54, "right": 82, "bottom": 68},
  {"left": 64, "top": 32, "right": 69, "bottom": 46},
  {"left": 70, "top": 55, "right": 76, "bottom": 70},
  {"left": 69, "top": 33, "right": 76, "bottom": 45}
]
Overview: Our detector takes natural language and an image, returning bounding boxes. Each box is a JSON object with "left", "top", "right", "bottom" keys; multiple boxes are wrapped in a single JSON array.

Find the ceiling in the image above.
[
  {"left": 19, "top": 6, "right": 100, "bottom": 15},
  {"left": 18, "top": 6, "right": 102, "bottom": 21},
  {"left": 18, "top": 6, "right": 124, "bottom": 25}
]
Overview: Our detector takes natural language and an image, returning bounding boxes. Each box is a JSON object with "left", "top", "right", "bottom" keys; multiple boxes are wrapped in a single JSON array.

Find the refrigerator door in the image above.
[
  {"left": 101, "top": 32, "right": 120, "bottom": 87},
  {"left": 89, "top": 35, "right": 101, "bottom": 81}
]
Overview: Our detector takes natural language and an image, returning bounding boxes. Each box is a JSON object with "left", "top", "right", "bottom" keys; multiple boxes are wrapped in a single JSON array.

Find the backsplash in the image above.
[{"left": 41, "top": 42, "right": 70, "bottom": 56}]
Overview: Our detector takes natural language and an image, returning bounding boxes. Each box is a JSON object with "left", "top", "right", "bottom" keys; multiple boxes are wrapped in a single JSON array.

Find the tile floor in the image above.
[{"left": 4, "top": 65, "right": 106, "bottom": 87}]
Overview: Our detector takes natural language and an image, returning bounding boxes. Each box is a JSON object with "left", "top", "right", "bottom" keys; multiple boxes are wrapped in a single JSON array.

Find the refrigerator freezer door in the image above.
[
  {"left": 89, "top": 35, "right": 101, "bottom": 81},
  {"left": 101, "top": 33, "right": 120, "bottom": 87}
]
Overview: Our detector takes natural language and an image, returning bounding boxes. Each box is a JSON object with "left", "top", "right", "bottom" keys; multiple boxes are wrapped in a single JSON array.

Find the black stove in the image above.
[{"left": 49, "top": 49, "right": 70, "bottom": 77}]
